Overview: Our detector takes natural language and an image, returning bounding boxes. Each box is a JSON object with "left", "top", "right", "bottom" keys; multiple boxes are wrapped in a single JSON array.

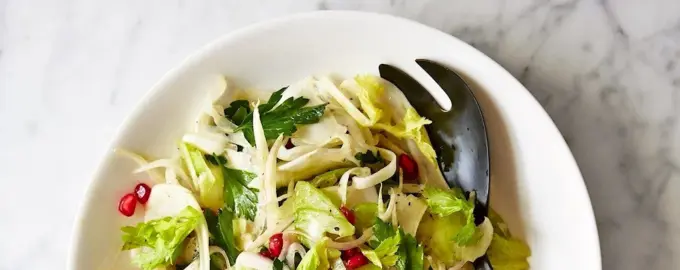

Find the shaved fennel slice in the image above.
[
  {"left": 133, "top": 158, "right": 189, "bottom": 181},
  {"left": 144, "top": 184, "right": 209, "bottom": 270},
  {"left": 270, "top": 77, "right": 349, "bottom": 146},
  {"left": 391, "top": 192, "right": 399, "bottom": 226},
  {"left": 252, "top": 103, "right": 268, "bottom": 172},
  {"left": 362, "top": 126, "right": 379, "bottom": 146},
  {"left": 234, "top": 252, "right": 275, "bottom": 269},
  {"left": 277, "top": 233, "right": 290, "bottom": 261},
  {"left": 277, "top": 77, "right": 327, "bottom": 107},
  {"left": 317, "top": 76, "right": 372, "bottom": 126},
  {"left": 348, "top": 186, "right": 379, "bottom": 207},
  {"left": 406, "top": 139, "right": 448, "bottom": 189},
  {"left": 398, "top": 168, "right": 404, "bottom": 192},
  {"left": 396, "top": 194, "right": 428, "bottom": 236},
  {"left": 380, "top": 78, "right": 411, "bottom": 121},
  {"left": 253, "top": 207, "right": 267, "bottom": 242},
  {"left": 315, "top": 76, "right": 359, "bottom": 107},
  {"left": 133, "top": 157, "right": 191, "bottom": 188},
  {"left": 207, "top": 105, "right": 238, "bottom": 134},
  {"left": 292, "top": 112, "right": 348, "bottom": 146},
  {"left": 224, "top": 148, "right": 256, "bottom": 173},
  {"left": 334, "top": 111, "right": 373, "bottom": 153},
  {"left": 178, "top": 144, "right": 199, "bottom": 190},
  {"left": 165, "top": 169, "right": 179, "bottom": 185},
  {"left": 144, "top": 184, "right": 200, "bottom": 220},
  {"left": 278, "top": 134, "right": 358, "bottom": 174},
  {"left": 286, "top": 242, "right": 307, "bottom": 268},
  {"left": 233, "top": 218, "right": 257, "bottom": 251},
  {"left": 327, "top": 228, "right": 374, "bottom": 250},
  {"left": 206, "top": 76, "right": 230, "bottom": 106},
  {"left": 340, "top": 76, "right": 386, "bottom": 125},
  {"left": 322, "top": 185, "right": 378, "bottom": 208},
  {"left": 246, "top": 217, "right": 295, "bottom": 252},
  {"left": 226, "top": 131, "right": 251, "bottom": 148},
  {"left": 251, "top": 103, "right": 272, "bottom": 235},
  {"left": 256, "top": 194, "right": 290, "bottom": 209},
  {"left": 287, "top": 178, "right": 296, "bottom": 199},
  {"left": 392, "top": 206, "right": 398, "bottom": 227},
  {"left": 401, "top": 184, "right": 424, "bottom": 194},
  {"left": 194, "top": 113, "right": 214, "bottom": 135},
  {"left": 277, "top": 144, "right": 318, "bottom": 161},
  {"left": 460, "top": 218, "right": 494, "bottom": 261},
  {"left": 377, "top": 134, "right": 406, "bottom": 156},
  {"left": 352, "top": 148, "right": 397, "bottom": 189},
  {"left": 337, "top": 167, "right": 371, "bottom": 205},
  {"left": 334, "top": 134, "right": 358, "bottom": 165},
  {"left": 192, "top": 76, "right": 229, "bottom": 132},
  {"left": 279, "top": 131, "right": 349, "bottom": 163},
  {"left": 378, "top": 185, "right": 385, "bottom": 213},
  {"left": 278, "top": 231, "right": 301, "bottom": 261},
  {"left": 378, "top": 188, "right": 397, "bottom": 222},
  {"left": 277, "top": 148, "right": 351, "bottom": 187},
  {"left": 114, "top": 149, "right": 164, "bottom": 184},
  {"left": 182, "top": 130, "right": 229, "bottom": 156},
  {"left": 265, "top": 135, "right": 285, "bottom": 230}
]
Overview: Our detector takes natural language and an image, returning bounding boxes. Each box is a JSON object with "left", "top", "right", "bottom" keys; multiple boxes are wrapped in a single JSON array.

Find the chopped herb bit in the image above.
[
  {"left": 205, "top": 209, "right": 239, "bottom": 265},
  {"left": 231, "top": 107, "right": 249, "bottom": 125},
  {"left": 272, "top": 258, "right": 285, "bottom": 270},
  {"left": 222, "top": 168, "right": 258, "bottom": 221},
  {"left": 223, "top": 100, "right": 251, "bottom": 125},
  {"left": 366, "top": 218, "right": 424, "bottom": 269},
  {"left": 355, "top": 150, "right": 384, "bottom": 166},
  {"left": 397, "top": 229, "right": 424, "bottom": 270},
  {"left": 205, "top": 154, "right": 227, "bottom": 166},
  {"left": 370, "top": 218, "right": 396, "bottom": 248}
]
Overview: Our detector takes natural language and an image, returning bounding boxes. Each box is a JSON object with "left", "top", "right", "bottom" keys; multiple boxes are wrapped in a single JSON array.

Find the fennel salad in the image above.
[{"left": 115, "top": 75, "right": 530, "bottom": 270}]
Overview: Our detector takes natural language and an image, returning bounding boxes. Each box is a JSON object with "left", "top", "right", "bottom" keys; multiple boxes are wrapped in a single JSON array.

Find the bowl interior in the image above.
[{"left": 69, "top": 11, "right": 600, "bottom": 270}]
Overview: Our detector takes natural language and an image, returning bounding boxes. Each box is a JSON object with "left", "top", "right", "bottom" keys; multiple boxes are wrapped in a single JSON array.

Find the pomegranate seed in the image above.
[
  {"left": 340, "top": 206, "right": 356, "bottom": 224},
  {"left": 118, "top": 193, "right": 137, "bottom": 217},
  {"left": 344, "top": 253, "right": 369, "bottom": 269},
  {"left": 398, "top": 153, "right": 419, "bottom": 182},
  {"left": 134, "top": 183, "right": 151, "bottom": 204},
  {"left": 268, "top": 233, "right": 284, "bottom": 257},
  {"left": 285, "top": 139, "right": 295, "bottom": 149},
  {"left": 259, "top": 249, "right": 273, "bottom": 259},
  {"left": 341, "top": 247, "right": 361, "bottom": 260}
]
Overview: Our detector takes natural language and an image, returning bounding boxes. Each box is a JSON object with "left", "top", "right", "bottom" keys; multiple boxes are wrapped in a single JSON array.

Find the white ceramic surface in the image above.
[{"left": 67, "top": 11, "right": 600, "bottom": 270}]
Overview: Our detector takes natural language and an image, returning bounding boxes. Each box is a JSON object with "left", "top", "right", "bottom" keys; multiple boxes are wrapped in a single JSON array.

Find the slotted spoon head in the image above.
[{"left": 379, "top": 59, "right": 492, "bottom": 269}]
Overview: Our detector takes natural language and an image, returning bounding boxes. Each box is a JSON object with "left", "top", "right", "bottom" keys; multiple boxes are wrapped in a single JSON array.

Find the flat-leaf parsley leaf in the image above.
[{"left": 231, "top": 88, "right": 327, "bottom": 144}]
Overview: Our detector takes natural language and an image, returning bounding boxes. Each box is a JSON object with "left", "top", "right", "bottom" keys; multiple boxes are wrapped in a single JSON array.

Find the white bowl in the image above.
[{"left": 68, "top": 11, "right": 601, "bottom": 270}]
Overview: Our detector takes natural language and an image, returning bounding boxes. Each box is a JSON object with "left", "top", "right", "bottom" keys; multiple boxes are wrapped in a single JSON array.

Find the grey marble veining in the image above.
[{"left": 0, "top": 0, "right": 678, "bottom": 269}]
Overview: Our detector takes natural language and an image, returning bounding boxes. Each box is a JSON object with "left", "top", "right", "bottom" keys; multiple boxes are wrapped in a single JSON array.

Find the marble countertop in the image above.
[{"left": 1, "top": 0, "right": 678, "bottom": 269}]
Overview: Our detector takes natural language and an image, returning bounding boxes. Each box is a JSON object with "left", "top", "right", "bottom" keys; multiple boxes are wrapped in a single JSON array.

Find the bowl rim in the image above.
[{"left": 67, "top": 10, "right": 601, "bottom": 269}]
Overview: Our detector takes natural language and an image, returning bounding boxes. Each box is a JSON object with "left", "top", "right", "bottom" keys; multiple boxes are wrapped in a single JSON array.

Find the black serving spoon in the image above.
[{"left": 380, "top": 59, "right": 492, "bottom": 270}]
